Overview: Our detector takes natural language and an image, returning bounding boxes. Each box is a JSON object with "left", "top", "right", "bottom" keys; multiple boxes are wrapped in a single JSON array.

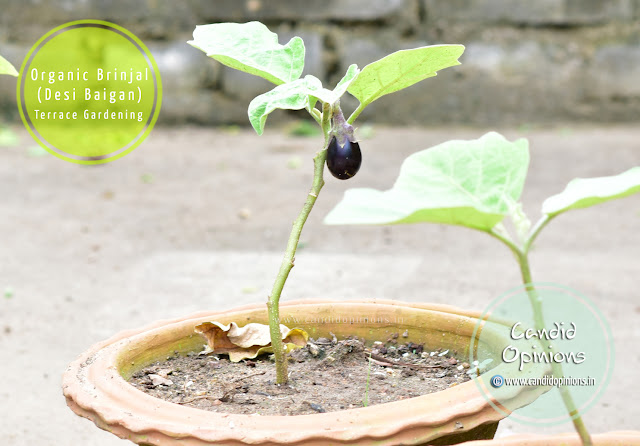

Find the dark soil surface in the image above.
[{"left": 129, "top": 335, "right": 470, "bottom": 416}]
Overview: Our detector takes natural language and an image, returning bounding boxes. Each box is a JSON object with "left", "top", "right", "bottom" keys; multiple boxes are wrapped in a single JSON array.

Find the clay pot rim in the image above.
[
  {"left": 62, "top": 298, "right": 542, "bottom": 445},
  {"left": 86, "top": 298, "right": 486, "bottom": 350}
]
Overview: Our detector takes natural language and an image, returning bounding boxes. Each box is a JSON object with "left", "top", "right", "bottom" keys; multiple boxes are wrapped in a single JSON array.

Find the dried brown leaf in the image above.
[{"left": 195, "top": 321, "right": 308, "bottom": 362}]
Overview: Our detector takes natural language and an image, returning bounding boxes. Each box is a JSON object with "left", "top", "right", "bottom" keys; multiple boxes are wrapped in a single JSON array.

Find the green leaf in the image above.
[
  {"left": 542, "top": 167, "right": 640, "bottom": 217},
  {"left": 248, "top": 75, "right": 321, "bottom": 135},
  {"left": 308, "top": 64, "right": 360, "bottom": 110},
  {"left": 0, "top": 54, "right": 18, "bottom": 77},
  {"left": 347, "top": 45, "right": 464, "bottom": 109},
  {"left": 326, "top": 64, "right": 360, "bottom": 103},
  {"left": 248, "top": 67, "right": 360, "bottom": 134},
  {"left": 188, "top": 22, "right": 305, "bottom": 85},
  {"left": 324, "top": 132, "right": 529, "bottom": 232}
]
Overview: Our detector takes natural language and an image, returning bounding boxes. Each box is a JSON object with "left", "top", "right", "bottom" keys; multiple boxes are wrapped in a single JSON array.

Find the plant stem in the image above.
[
  {"left": 523, "top": 214, "right": 553, "bottom": 253},
  {"left": 491, "top": 219, "right": 592, "bottom": 445},
  {"left": 346, "top": 102, "right": 366, "bottom": 125},
  {"left": 267, "top": 103, "right": 331, "bottom": 385},
  {"left": 487, "top": 228, "right": 521, "bottom": 259},
  {"left": 310, "top": 108, "right": 322, "bottom": 125},
  {"left": 516, "top": 251, "right": 593, "bottom": 446}
]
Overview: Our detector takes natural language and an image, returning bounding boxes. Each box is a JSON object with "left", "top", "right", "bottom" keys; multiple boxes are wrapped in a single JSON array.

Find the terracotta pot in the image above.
[
  {"left": 460, "top": 431, "right": 640, "bottom": 445},
  {"left": 63, "top": 299, "right": 547, "bottom": 445}
]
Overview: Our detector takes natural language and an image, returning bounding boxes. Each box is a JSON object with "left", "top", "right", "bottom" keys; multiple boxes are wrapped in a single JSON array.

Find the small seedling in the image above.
[
  {"left": 285, "top": 120, "right": 321, "bottom": 137},
  {"left": 0, "top": 125, "right": 18, "bottom": 147},
  {"left": 363, "top": 352, "right": 372, "bottom": 407},
  {"left": 325, "top": 131, "right": 640, "bottom": 445},
  {"left": 140, "top": 173, "right": 154, "bottom": 184},
  {"left": 189, "top": 21, "right": 464, "bottom": 384}
]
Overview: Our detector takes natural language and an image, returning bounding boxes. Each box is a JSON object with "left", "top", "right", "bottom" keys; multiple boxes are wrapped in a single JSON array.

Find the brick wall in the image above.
[{"left": 1, "top": 0, "right": 639, "bottom": 126}]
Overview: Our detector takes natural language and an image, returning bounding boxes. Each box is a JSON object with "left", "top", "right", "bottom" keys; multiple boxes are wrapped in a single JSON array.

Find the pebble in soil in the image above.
[{"left": 129, "top": 335, "right": 471, "bottom": 416}]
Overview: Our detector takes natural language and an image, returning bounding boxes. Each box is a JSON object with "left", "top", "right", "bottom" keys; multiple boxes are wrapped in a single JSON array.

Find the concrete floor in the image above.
[{"left": 0, "top": 125, "right": 638, "bottom": 444}]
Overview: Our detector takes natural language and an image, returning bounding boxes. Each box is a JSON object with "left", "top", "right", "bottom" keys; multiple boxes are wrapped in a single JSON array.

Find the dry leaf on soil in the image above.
[{"left": 195, "top": 321, "right": 308, "bottom": 362}]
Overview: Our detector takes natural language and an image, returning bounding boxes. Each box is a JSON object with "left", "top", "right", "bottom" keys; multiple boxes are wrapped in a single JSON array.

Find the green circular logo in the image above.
[
  {"left": 16, "top": 20, "right": 161, "bottom": 164},
  {"left": 470, "top": 283, "right": 614, "bottom": 426}
]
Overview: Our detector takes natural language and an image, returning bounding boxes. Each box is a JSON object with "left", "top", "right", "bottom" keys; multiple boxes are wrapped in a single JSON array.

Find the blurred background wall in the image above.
[{"left": 1, "top": 0, "right": 639, "bottom": 126}]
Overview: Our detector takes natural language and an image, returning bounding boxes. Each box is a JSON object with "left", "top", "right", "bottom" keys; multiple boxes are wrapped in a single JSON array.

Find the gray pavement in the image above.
[{"left": 0, "top": 125, "right": 638, "bottom": 445}]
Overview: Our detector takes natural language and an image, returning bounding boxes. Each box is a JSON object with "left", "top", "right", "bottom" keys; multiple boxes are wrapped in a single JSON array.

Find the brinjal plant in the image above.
[
  {"left": 324, "top": 131, "right": 640, "bottom": 445},
  {"left": 189, "top": 21, "right": 464, "bottom": 384},
  {"left": 0, "top": 54, "right": 18, "bottom": 77}
]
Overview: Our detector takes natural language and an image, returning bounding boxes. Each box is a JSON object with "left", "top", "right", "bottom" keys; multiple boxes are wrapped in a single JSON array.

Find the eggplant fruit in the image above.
[{"left": 326, "top": 136, "right": 362, "bottom": 180}]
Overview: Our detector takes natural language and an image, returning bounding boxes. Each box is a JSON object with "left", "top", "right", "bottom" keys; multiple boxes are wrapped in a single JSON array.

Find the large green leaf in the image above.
[
  {"left": 347, "top": 45, "right": 464, "bottom": 109},
  {"left": 188, "top": 22, "right": 304, "bottom": 85},
  {"left": 542, "top": 167, "right": 640, "bottom": 217},
  {"left": 0, "top": 55, "right": 18, "bottom": 77},
  {"left": 324, "top": 132, "right": 529, "bottom": 231}
]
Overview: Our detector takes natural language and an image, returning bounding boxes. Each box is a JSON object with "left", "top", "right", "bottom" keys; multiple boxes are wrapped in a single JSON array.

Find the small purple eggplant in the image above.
[{"left": 326, "top": 136, "right": 362, "bottom": 180}]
